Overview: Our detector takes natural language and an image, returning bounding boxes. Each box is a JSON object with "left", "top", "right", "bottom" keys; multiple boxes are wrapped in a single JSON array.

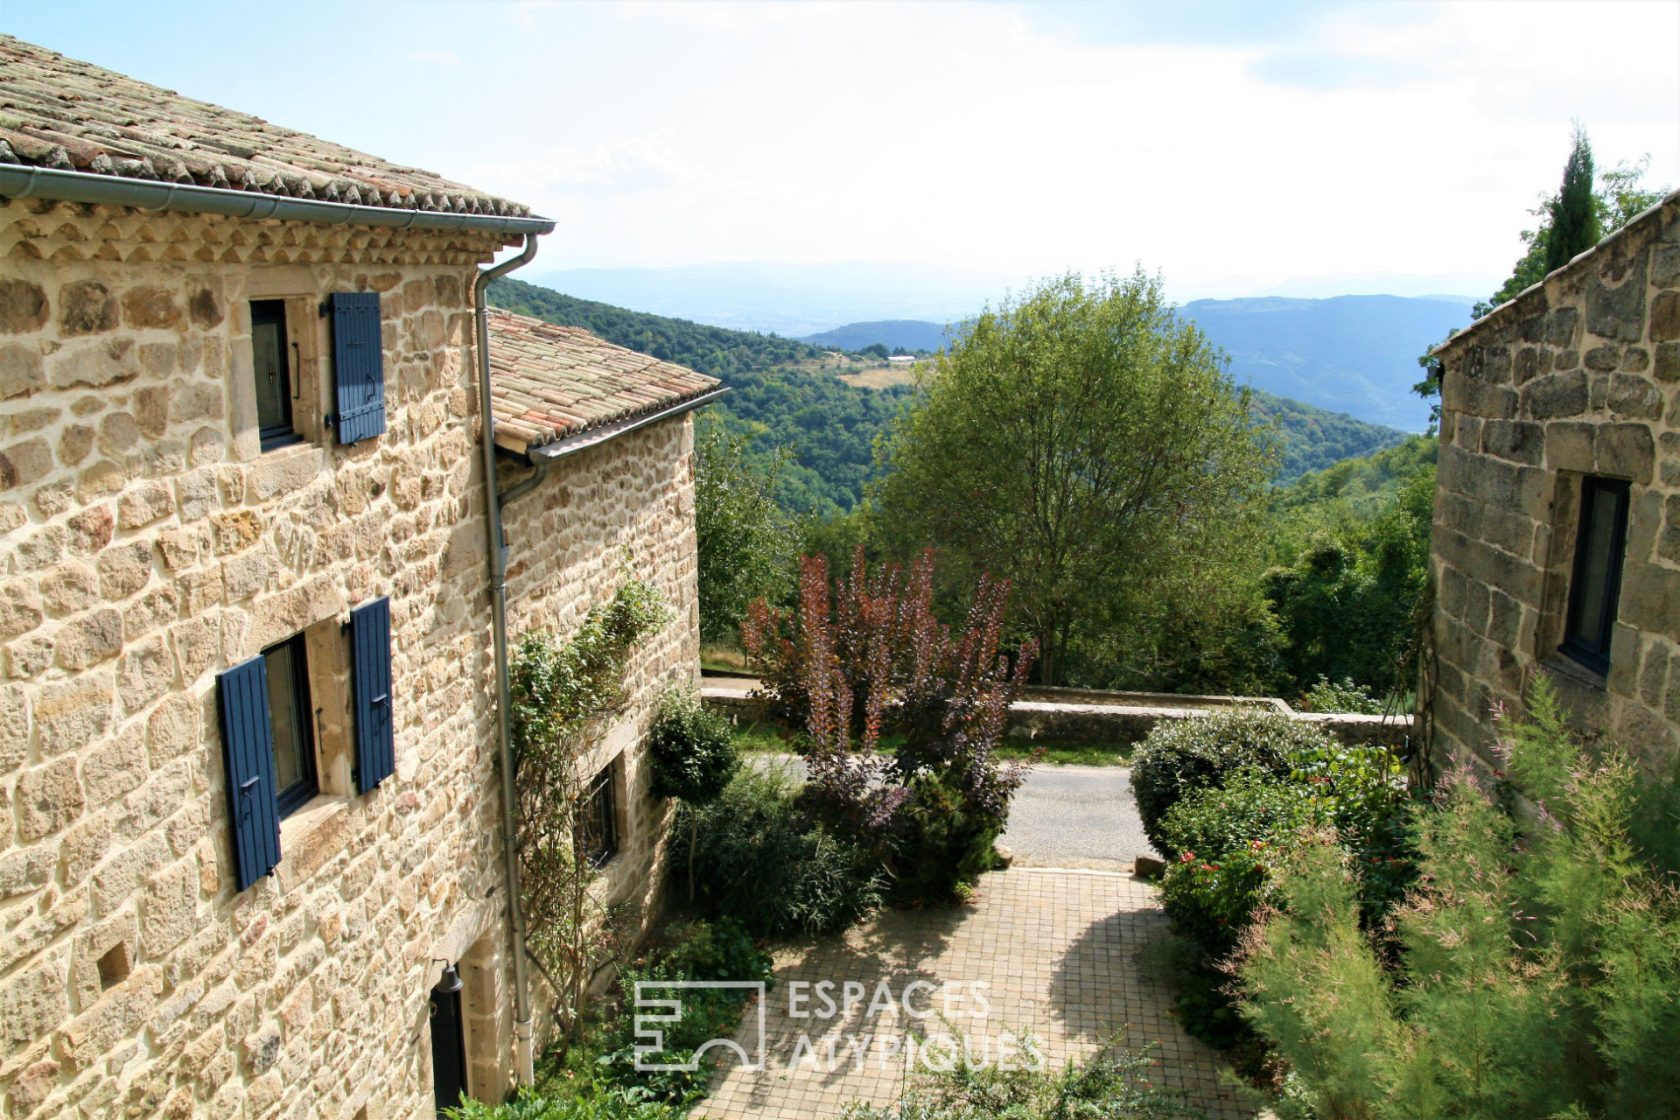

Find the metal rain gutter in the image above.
[
  {"left": 473, "top": 233, "right": 544, "bottom": 1087},
  {"left": 0, "top": 164, "right": 556, "bottom": 235},
  {"left": 527, "top": 386, "right": 730, "bottom": 462}
]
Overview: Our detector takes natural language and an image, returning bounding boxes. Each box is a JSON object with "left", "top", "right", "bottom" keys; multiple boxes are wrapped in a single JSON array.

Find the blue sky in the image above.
[{"left": 5, "top": 1, "right": 1677, "bottom": 301}]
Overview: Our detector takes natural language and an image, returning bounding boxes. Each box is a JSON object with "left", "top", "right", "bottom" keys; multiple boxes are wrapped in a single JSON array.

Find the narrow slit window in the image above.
[
  {"left": 580, "top": 765, "right": 618, "bottom": 868},
  {"left": 263, "top": 634, "right": 318, "bottom": 817},
  {"left": 1560, "top": 476, "right": 1630, "bottom": 675},
  {"left": 251, "top": 300, "right": 299, "bottom": 450}
]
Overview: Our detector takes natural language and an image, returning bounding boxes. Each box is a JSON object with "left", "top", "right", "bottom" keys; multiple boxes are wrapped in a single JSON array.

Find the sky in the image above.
[{"left": 5, "top": 0, "right": 1679, "bottom": 303}]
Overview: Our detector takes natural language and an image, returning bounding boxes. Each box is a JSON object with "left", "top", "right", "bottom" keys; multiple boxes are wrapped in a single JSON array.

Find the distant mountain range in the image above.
[
  {"left": 488, "top": 276, "right": 1411, "bottom": 509},
  {"left": 802, "top": 320, "right": 953, "bottom": 353},
  {"left": 792, "top": 294, "right": 1476, "bottom": 432},
  {"left": 521, "top": 261, "right": 1022, "bottom": 339}
]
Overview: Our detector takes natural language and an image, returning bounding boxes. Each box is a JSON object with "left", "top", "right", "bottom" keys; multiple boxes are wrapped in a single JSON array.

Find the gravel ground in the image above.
[{"left": 751, "top": 755, "right": 1149, "bottom": 871}]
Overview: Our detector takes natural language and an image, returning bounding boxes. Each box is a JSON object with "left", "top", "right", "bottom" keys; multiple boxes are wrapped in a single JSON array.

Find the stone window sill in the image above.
[
  {"left": 275, "top": 795, "right": 351, "bottom": 894},
  {"left": 1541, "top": 652, "right": 1607, "bottom": 692}
]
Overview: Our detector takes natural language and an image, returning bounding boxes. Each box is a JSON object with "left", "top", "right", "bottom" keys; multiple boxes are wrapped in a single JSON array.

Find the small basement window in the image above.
[
  {"left": 251, "top": 299, "right": 301, "bottom": 450},
  {"left": 1560, "top": 476, "right": 1630, "bottom": 676},
  {"left": 264, "top": 633, "right": 319, "bottom": 817},
  {"left": 580, "top": 763, "right": 619, "bottom": 868}
]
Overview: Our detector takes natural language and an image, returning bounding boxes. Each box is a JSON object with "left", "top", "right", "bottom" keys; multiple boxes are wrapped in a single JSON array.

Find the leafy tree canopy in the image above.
[{"left": 874, "top": 269, "right": 1273, "bottom": 685}]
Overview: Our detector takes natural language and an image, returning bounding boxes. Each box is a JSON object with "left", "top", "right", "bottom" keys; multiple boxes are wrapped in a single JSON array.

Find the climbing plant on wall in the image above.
[{"left": 509, "top": 576, "right": 673, "bottom": 1044}]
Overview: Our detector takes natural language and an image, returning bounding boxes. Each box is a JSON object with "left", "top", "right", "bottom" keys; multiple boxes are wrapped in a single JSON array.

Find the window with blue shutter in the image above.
[
  {"left": 350, "top": 597, "right": 395, "bottom": 793},
  {"left": 217, "top": 657, "right": 282, "bottom": 891},
  {"left": 330, "top": 291, "right": 386, "bottom": 444}
]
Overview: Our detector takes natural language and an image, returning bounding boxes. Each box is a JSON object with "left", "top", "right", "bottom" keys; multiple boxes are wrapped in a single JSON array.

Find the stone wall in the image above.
[
  {"left": 0, "top": 197, "right": 532, "bottom": 1118},
  {"left": 500, "top": 417, "right": 702, "bottom": 1028},
  {"left": 1429, "top": 193, "right": 1680, "bottom": 770}
]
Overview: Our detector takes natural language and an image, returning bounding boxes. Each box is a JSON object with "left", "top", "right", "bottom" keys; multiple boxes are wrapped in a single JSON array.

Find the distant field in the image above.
[{"left": 838, "top": 364, "right": 918, "bottom": 389}]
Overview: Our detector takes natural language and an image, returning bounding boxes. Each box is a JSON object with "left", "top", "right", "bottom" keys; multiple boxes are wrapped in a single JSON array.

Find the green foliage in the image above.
[
  {"left": 593, "top": 919, "right": 774, "bottom": 1105},
  {"left": 709, "top": 367, "right": 913, "bottom": 515},
  {"left": 447, "top": 1085, "right": 684, "bottom": 1120},
  {"left": 675, "top": 763, "right": 884, "bottom": 938},
  {"left": 1238, "top": 680, "right": 1680, "bottom": 1120},
  {"left": 508, "top": 578, "right": 672, "bottom": 1040},
  {"left": 647, "top": 688, "right": 739, "bottom": 805},
  {"left": 695, "top": 413, "right": 795, "bottom": 640},
  {"left": 889, "top": 771, "right": 1008, "bottom": 902},
  {"left": 1162, "top": 841, "right": 1279, "bottom": 958},
  {"left": 875, "top": 269, "right": 1272, "bottom": 686},
  {"left": 1261, "top": 452, "right": 1435, "bottom": 702},
  {"left": 842, "top": 1037, "right": 1206, "bottom": 1120},
  {"left": 1156, "top": 743, "right": 1410, "bottom": 958},
  {"left": 1545, "top": 124, "right": 1603, "bottom": 274},
  {"left": 1250, "top": 390, "right": 1409, "bottom": 483},
  {"left": 1298, "top": 677, "right": 1384, "bottom": 714},
  {"left": 1130, "top": 711, "right": 1333, "bottom": 857},
  {"left": 488, "top": 276, "right": 826, "bottom": 378},
  {"left": 510, "top": 579, "right": 674, "bottom": 764},
  {"left": 1157, "top": 770, "right": 1304, "bottom": 864}
]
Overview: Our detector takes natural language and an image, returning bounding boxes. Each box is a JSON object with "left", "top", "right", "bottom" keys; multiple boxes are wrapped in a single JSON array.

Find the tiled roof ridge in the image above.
[
  {"left": 0, "top": 35, "right": 531, "bottom": 218},
  {"left": 486, "top": 308, "right": 721, "bottom": 454}
]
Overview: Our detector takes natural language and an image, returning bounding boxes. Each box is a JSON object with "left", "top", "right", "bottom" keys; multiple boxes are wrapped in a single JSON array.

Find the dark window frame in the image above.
[
  {"left": 1559, "top": 476, "right": 1631, "bottom": 676},
  {"left": 263, "top": 633, "right": 319, "bottom": 818},
  {"left": 581, "top": 764, "right": 619, "bottom": 868},
  {"left": 251, "top": 299, "right": 301, "bottom": 452}
]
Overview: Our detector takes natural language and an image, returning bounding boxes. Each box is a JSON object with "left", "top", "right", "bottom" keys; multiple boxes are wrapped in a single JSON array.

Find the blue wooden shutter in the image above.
[
  {"left": 217, "top": 656, "right": 281, "bottom": 890},
  {"left": 350, "top": 597, "right": 395, "bottom": 793},
  {"left": 330, "top": 291, "right": 385, "bottom": 444}
]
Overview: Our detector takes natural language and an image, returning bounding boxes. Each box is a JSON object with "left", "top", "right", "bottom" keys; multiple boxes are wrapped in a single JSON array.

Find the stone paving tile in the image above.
[{"left": 697, "top": 868, "right": 1255, "bottom": 1119}]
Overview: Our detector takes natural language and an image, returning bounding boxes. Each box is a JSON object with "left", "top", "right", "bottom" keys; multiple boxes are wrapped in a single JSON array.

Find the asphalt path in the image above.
[
  {"left": 752, "top": 754, "right": 1148, "bottom": 871},
  {"left": 999, "top": 763, "right": 1148, "bottom": 870}
]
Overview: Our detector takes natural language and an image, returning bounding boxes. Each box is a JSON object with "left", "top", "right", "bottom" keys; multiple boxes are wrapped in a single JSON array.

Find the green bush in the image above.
[
  {"left": 676, "top": 764, "right": 883, "bottom": 938},
  {"left": 1157, "top": 769, "right": 1303, "bottom": 862},
  {"left": 1131, "top": 711, "right": 1335, "bottom": 856},
  {"left": 447, "top": 1084, "right": 683, "bottom": 1120},
  {"left": 886, "top": 771, "right": 1007, "bottom": 902},
  {"left": 841, "top": 1037, "right": 1203, "bottom": 1119},
  {"left": 1162, "top": 842, "right": 1280, "bottom": 958},
  {"left": 647, "top": 688, "right": 739, "bottom": 804},
  {"left": 1155, "top": 747, "right": 1410, "bottom": 958},
  {"left": 1239, "top": 681, "right": 1680, "bottom": 1120}
]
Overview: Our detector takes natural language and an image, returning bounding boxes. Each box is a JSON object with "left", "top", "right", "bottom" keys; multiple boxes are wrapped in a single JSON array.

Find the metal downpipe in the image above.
[{"left": 473, "top": 234, "right": 542, "bottom": 1086}]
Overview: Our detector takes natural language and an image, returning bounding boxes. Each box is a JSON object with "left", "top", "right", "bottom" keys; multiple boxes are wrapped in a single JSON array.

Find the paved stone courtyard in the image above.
[{"left": 698, "top": 868, "right": 1255, "bottom": 1119}]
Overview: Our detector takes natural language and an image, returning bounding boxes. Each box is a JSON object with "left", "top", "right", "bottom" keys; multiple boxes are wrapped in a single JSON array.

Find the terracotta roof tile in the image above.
[
  {"left": 0, "top": 36, "right": 533, "bottom": 218},
  {"left": 487, "top": 309, "right": 720, "bottom": 455}
]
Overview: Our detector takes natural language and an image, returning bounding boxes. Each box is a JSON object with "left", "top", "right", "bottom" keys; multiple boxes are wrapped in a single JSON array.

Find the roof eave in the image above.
[
  {"left": 513, "top": 386, "right": 730, "bottom": 463},
  {"left": 0, "top": 163, "right": 556, "bottom": 235}
]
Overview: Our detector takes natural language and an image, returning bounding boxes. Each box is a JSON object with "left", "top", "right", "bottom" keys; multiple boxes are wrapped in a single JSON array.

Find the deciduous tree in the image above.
[{"left": 874, "top": 270, "right": 1271, "bottom": 685}]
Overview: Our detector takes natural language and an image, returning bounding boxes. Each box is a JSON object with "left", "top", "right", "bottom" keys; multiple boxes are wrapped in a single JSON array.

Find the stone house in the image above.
[
  {"left": 0, "top": 37, "right": 717, "bottom": 1118},
  {"left": 1427, "top": 188, "right": 1680, "bottom": 771}
]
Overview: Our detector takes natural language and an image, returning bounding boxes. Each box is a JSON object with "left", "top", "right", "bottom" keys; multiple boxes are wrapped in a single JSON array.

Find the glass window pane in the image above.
[
  {"left": 264, "top": 643, "right": 306, "bottom": 795},
  {"left": 252, "top": 305, "right": 290, "bottom": 434}
]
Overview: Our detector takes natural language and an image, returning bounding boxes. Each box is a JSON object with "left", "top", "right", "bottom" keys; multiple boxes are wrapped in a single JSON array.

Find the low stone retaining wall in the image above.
[{"left": 701, "top": 679, "right": 1412, "bottom": 748}]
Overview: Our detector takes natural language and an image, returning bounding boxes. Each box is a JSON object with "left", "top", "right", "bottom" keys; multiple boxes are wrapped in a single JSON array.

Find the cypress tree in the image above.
[{"left": 1544, "top": 125, "right": 1603, "bottom": 273}]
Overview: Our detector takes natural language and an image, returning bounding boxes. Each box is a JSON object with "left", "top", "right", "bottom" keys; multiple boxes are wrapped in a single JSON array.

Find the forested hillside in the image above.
[
  {"left": 488, "top": 276, "right": 827, "bottom": 377},
  {"left": 802, "top": 319, "right": 953, "bottom": 353},
  {"left": 488, "top": 276, "right": 1411, "bottom": 513}
]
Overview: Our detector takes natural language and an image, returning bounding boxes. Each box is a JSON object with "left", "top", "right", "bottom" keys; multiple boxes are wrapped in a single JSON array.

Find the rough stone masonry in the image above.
[
  {"left": 1428, "top": 191, "right": 1680, "bottom": 772},
  {"left": 0, "top": 198, "right": 700, "bottom": 1118}
]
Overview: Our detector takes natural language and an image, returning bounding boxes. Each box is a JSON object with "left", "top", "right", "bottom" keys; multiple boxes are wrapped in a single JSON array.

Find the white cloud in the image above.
[{"left": 442, "top": 0, "right": 1680, "bottom": 298}]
